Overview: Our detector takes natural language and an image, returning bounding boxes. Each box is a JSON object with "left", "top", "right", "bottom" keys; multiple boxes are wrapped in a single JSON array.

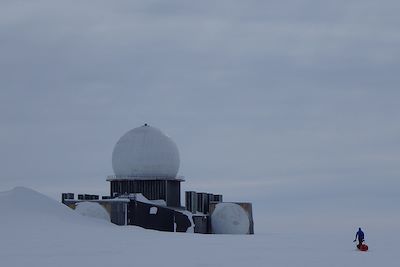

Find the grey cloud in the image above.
[{"left": 0, "top": 1, "right": 399, "bottom": 209}]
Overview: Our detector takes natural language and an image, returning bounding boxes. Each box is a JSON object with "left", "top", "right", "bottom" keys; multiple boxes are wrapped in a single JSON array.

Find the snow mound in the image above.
[
  {"left": 0, "top": 186, "right": 73, "bottom": 217},
  {"left": 211, "top": 203, "right": 250, "bottom": 234},
  {"left": 0, "top": 186, "right": 111, "bottom": 227},
  {"left": 75, "top": 202, "right": 110, "bottom": 221}
]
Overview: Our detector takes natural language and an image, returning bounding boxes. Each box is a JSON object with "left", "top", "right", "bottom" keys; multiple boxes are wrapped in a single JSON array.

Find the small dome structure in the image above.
[
  {"left": 211, "top": 203, "right": 250, "bottom": 234},
  {"left": 112, "top": 124, "right": 180, "bottom": 178}
]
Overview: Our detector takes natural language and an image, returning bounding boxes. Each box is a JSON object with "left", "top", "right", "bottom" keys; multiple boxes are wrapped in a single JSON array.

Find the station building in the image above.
[{"left": 62, "top": 124, "right": 254, "bottom": 234}]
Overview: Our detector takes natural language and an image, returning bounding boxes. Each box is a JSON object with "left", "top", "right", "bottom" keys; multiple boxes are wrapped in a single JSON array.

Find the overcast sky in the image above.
[{"left": 1, "top": 1, "right": 399, "bottom": 222}]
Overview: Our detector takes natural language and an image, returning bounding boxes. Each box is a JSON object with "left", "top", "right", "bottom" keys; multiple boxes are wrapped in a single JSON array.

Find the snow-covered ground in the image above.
[{"left": 0, "top": 187, "right": 398, "bottom": 267}]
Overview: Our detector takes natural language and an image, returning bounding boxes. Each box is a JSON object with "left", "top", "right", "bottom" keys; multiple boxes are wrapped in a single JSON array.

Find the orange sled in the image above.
[{"left": 357, "top": 244, "right": 368, "bottom": 251}]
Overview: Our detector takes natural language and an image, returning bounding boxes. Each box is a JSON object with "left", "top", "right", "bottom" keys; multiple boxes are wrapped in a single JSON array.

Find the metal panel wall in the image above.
[
  {"left": 166, "top": 180, "right": 181, "bottom": 207},
  {"left": 185, "top": 191, "right": 197, "bottom": 213},
  {"left": 110, "top": 180, "right": 169, "bottom": 201},
  {"left": 193, "top": 215, "right": 210, "bottom": 234},
  {"left": 196, "top": 192, "right": 208, "bottom": 213},
  {"left": 213, "top": 194, "right": 223, "bottom": 202},
  {"left": 186, "top": 191, "right": 224, "bottom": 214}
]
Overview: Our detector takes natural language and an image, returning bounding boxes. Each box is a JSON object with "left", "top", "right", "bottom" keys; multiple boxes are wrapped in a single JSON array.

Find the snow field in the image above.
[{"left": 0, "top": 187, "right": 397, "bottom": 267}]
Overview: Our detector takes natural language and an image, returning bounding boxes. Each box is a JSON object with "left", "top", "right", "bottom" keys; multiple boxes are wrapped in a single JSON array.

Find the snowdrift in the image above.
[
  {"left": 0, "top": 186, "right": 111, "bottom": 226},
  {"left": 75, "top": 201, "right": 110, "bottom": 221},
  {"left": 0, "top": 186, "right": 397, "bottom": 267}
]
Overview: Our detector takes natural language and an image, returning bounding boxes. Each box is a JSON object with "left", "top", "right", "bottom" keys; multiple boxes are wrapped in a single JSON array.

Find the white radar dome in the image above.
[
  {"left": 211, "top": 203, "right": 250, "bottom": 234},
  {"left": 112, "top": 124, "right": 180, "bottom": 178}
]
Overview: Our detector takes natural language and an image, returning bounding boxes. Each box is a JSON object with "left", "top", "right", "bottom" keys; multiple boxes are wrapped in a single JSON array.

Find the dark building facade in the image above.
[
  {"left": 62, "top": 188, "right": 253, "bottom": 234},
  {"left": 62, "top": 196, "right": 192, "bottom": 232},
  {"left": 61, "top": 124, "right": 254, "bottom": 234},
  {"left": 107, "top": 177, "right": 183, "bottom": 207}
]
